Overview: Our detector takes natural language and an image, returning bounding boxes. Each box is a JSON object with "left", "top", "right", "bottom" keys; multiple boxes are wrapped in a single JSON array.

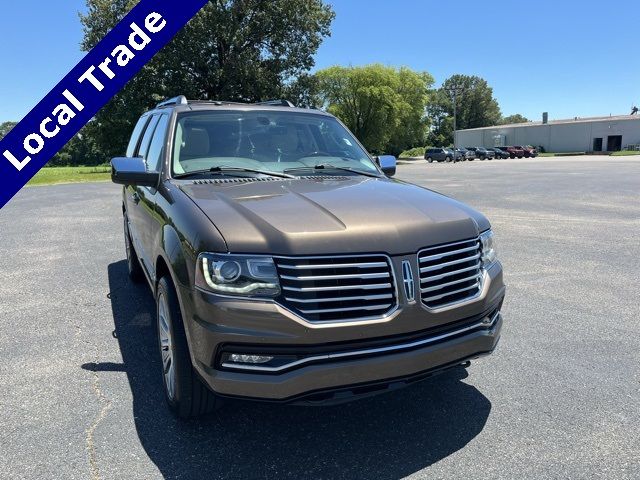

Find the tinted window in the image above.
[
  {"left": 138, "top": 115, "right": 161, "bottom": 160},
  {"left": 145, "top": 115, "right": 170, "bottom": 172},
  {"left": 126, "top": 115, "right": 150, "bottom": 157}
]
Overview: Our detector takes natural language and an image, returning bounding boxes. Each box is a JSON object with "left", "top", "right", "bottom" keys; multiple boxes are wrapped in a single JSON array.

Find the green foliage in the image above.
[
  {"left": 399, "top": 147, "right": 426, "bottom": 158},
  {"left": 427, "top": 74, "right": 501, "bottom": 146},
  {"left": 315, "top": 64, "right": 433, "bottom": 155},
  {"left": 501, "top": 114, "right": 529, "bottom": 125},
  {"left": 80, "top": 0, "right": 335, "bottom": 159},
  {"left": 0, "top": 121, "right": 17, "bottom": 140},
  {"left": 49, "top": 126, "right": 105, "bottom": 166}
]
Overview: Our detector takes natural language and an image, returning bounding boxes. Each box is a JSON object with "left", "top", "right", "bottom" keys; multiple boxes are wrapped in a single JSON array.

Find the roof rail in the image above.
[
  {"left": 156, "top": 95, "right": 188, "bottom": 108},
  {"left": 255, "top": 99, "right": 296, "bottom": 107},
  {"left": 187, "top": 100, "right": 247, "bottom": 106}
]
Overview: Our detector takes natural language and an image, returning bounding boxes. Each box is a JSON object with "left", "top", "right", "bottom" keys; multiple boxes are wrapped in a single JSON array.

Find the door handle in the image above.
[{"left": 131, "top": 191, "right": 140, "bottom": 204}]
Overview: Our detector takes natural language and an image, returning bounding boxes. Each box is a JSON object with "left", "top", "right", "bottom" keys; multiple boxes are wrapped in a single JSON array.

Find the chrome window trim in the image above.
[{"left": 221, "top": 311, "right": 501, "bottom": 372}]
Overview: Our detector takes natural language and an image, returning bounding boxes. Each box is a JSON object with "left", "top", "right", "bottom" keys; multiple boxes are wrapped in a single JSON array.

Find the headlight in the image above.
[
  {"left": 480, "top": 230, "right": 498, "bottom": 267},
  {"left": 195, "top": 253, "right": 280, "bottom": 297}
]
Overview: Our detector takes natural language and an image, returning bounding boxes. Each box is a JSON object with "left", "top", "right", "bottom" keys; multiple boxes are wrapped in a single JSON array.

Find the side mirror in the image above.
[
  {"left": 377, "top": 155, "right": 397, "bottom": 177},
  {"left": 111, "top": 157, "right": 160, "bottom": 187}
]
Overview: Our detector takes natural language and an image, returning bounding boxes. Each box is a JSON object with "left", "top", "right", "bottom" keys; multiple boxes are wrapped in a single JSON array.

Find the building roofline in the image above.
[{"left": 459, "top": 114, "right": 640, "bottom": 131}]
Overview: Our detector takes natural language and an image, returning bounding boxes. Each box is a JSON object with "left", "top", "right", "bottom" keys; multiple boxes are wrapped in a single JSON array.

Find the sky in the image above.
[{"left": 1, "top": 0, "right": 639, "bottom": 123}]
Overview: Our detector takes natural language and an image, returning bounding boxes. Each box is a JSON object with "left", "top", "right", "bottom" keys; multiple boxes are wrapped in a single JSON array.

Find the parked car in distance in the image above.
[
  {"left": 488, "top": 147, "right": 510, "bottom": 159},
  {"left": 111, "top": 96, "right": 505, "bottom": 418},
  {"left": 456, "top": 147, "right": 476, "bottom": 161},
  {"left": 502, "top": 146, "right": 525, "bottom": 158},
  {"left": 424, "top": 147, "right": 456, "bottom": 163},
  {"left": 518, "top": 145, "right": 538, "bottom": 158},
  {"left": 467, "top": 147, "right": 494, "bottom": 161}
]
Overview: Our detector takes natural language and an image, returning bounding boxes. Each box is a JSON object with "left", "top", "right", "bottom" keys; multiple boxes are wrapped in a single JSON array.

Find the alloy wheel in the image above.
[{"left": 158, "top": 293, "right": 176, "bottom": 402}]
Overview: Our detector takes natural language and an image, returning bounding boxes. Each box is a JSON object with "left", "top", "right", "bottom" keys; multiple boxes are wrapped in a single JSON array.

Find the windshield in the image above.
[{"left": 171, "top": 111, "right": 379, "bottom": 176}]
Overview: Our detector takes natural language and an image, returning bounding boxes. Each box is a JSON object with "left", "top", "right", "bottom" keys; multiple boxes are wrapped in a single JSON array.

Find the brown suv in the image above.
[{"left": 111, "top": 97, "right": 505, "bottom": 418}]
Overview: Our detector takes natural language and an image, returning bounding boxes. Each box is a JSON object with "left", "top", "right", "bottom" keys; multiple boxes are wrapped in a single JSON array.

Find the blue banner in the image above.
[{"left": 0, "top": 0, "right": 209, "bottom": 208}]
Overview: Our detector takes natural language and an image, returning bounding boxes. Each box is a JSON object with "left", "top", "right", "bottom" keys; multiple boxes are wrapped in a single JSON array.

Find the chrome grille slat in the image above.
[
  {"left": 278, "top": 262, "right": 388, "bottom": 270},
  {"left": 275, "top": 255, "right": 397, "bottom": 322},
  {"left": 419, "top": 265, "right": 479, "bottom": 283},
  {"left": 418, "top": 237, "right": 483, "bottom": 308},
  {"left": 421, "top": 282, "right": 480, "bottom": 303},
  {"left": 420, "top": 273, "right": 481, "bottom": 293},
  {"left": 282, "top": 283, "right": 392, "bottom": 292},
  {"left": 418, "top": 244, "right": 478, "bottom": 262},
  {"left": 419, "top": 252, "right": 481, "bottom": 273},
  {"left": 298, "top": 303, "right": 394, "bottom": 315},
  {"left": 284, "top": 293, "right": 393, "bottom": 303},
  {"left": 280, "top": 272, "right": 390, "bottom": 281}
]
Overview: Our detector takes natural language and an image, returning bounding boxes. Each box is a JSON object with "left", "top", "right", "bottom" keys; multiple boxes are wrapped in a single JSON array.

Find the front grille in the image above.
[
  {"left": 418, "top": 237, "right": 482, "bottom": 309},
  {"left": 274, "top": 255, "right": 397, "bottom": 322}
]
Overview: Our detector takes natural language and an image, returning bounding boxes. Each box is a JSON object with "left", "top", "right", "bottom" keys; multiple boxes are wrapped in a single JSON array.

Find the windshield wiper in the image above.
[
  {"left": 284, "top": 164, "right": 382, "bottom": 178},
  {"left": 173, "top": 166, "right": 295, "bottom": 179}
]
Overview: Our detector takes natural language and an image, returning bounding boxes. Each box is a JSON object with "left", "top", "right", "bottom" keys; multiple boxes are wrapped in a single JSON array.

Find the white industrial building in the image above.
[{"left": 455, "top": 114, "right": 640, "bottom": 153}]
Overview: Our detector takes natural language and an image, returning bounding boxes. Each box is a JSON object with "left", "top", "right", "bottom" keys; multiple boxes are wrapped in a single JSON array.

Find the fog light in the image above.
[
  {"left": 227, "top": 354, "right": 274, "bottom": 364},
  {"left": 483, "top": 311, "right": 501, "bottom": 325}
]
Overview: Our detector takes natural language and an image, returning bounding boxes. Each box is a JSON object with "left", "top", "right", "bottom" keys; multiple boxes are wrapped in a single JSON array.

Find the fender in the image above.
[{"left": 159, "top": 224, "right": 190, "bottom": 288}]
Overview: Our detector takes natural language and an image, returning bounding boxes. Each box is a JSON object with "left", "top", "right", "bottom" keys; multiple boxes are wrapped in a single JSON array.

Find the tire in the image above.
[
  {"left": 426, "top": 157, "right": 433, "bottom": 163},
  {"left": 157, "top": 276, "right": 221, "bottom": 419},
  {"left": 445, "top": 156, "right": 451, "bottom": 162},
  {"left": 124, "top": 214, "right": 144, "bottom": 283}
]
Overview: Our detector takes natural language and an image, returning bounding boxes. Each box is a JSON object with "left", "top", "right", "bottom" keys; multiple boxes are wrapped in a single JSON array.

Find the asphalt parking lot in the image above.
[{"left": 1, "top": 155, "right": 639, "bottom": 480}]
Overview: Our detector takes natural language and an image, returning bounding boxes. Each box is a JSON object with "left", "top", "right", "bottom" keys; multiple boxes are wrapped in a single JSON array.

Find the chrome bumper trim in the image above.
[{"left": 221, "top": 311, "right": 502, "bottom": 373}]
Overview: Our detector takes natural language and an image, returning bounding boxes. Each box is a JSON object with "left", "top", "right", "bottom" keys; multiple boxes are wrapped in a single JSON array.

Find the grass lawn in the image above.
[
  {"left": 538, "top": 152, "right": 586, "bottom": 157},
  {"left": 28, "top": 166, "right": 111, "bottom": 186},
  {"left": 610, "top": 150, "right": 640, "bottom": 156}
]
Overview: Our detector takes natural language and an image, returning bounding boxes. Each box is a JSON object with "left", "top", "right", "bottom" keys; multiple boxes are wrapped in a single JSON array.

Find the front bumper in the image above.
[{"left": 179, "top": 262, "right": 505, "bottom": 402}]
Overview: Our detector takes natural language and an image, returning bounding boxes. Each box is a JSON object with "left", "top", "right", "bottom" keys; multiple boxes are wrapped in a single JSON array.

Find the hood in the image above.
[{"left": 177, "top": 176, "right": 490, "bottom": 256}]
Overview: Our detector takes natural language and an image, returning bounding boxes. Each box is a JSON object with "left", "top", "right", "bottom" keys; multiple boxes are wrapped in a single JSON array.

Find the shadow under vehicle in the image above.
[{"left": 82, "top": 259, "right": 493, "bottom": 479}]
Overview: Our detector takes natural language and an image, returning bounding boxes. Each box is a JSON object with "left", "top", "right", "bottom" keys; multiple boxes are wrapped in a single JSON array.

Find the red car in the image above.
[
  {"left": 517, "top": 145, "right": 538, "bottom": 158},
  {"left": 502, "top": 146, "right": 525, "bottom": 158}
]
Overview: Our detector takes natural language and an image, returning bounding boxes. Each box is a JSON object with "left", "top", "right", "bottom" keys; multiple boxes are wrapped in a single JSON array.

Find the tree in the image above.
[
  {"left": 315, "top": 64, "right": 433, "bottom": 154},
  {"left": 50, "top": 127, "right": 104, "bottom": 166},
  {"left": 80, "top": 0, "right": 335, "bottom": 159},
  {"left": 0, "top": 121, "right": 17, "bottom": 140},
  {"left": 501, "top": 114, "right": 529, "bottom": 125},
  {"left": 427, "top": 75, "right": 501, "bottom": 146}
]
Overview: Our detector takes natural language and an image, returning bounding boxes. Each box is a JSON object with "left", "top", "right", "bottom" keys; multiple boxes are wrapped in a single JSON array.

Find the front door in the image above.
[
  {"left": 137, "top": 113, "right": 171, "bottom": 282},
  {"left": 128, "top": 114, "right": 161, "bottom": 277}
]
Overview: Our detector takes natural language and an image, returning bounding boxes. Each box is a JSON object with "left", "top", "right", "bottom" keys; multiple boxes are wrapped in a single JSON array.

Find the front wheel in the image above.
[
  {"left": 426, "top": 157, "right": 433, "bottom": 163},
  {"left": 445, "top": 156, "right": 451, "bottom": 162},
  {"left": 157, "top": 276, "right": 221, "bottom": 419}
]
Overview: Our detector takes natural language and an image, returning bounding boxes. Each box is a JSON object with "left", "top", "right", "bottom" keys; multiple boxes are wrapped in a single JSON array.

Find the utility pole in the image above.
[{"left": 446, "top": 85, "right": 463, "bottom": 160}]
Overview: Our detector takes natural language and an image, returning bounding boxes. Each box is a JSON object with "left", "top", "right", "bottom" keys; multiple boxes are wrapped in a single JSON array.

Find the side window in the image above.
[
  {"left": 145, "top": 115, "right": 170, "bottom": 172},
  {"left": 138, "top": 114, "right": 161, "bottom": 160},
  {"left": 126, "top": 115, "right": 150, "bottom": 157}
]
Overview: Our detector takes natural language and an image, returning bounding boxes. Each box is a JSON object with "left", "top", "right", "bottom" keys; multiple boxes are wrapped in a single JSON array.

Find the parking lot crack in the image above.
[{"left": 75, "top": 323, "right": 113, "bottom": 480}]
